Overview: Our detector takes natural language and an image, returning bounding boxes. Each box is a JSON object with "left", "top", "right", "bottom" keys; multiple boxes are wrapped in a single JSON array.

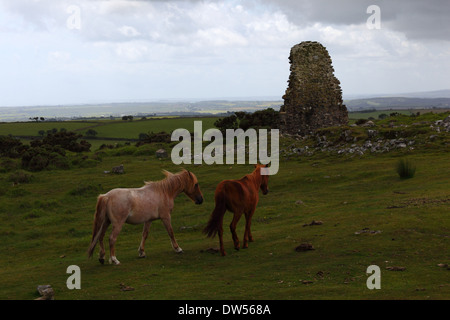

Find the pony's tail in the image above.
[
  {"left": 87, "top": 195, "right": 108, "bottom": 258},
  {"left": 203, "top": 192, "right": 227, "bottom": 238}
]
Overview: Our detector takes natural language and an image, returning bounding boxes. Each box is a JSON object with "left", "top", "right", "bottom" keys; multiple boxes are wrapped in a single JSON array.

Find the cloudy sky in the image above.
[{"left": 0, "top": 0, "right": 449, "bottom": 107}]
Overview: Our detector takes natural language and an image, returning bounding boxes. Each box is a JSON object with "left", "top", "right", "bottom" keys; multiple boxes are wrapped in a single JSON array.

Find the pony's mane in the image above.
[{"left": 144, "top": 170, "right": 189, "bottom": 195}]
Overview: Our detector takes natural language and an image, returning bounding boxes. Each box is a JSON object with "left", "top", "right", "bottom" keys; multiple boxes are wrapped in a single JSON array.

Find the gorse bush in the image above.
[{"left": 396, "top": 158, "right": 416, "bottom": 179}]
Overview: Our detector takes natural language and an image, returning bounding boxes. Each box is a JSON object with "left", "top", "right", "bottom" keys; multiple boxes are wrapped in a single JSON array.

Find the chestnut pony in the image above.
[
  {"left": 88, "top": 169, "right": 203, "bottom": 265},
  {"left": 203, "top": 164, "right": 269, "bottom": 256}
]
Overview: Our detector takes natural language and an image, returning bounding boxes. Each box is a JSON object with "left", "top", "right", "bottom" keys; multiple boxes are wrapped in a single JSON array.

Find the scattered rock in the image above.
[
  {"left": 111, "top": 164, "right": 124, "bottom": 174},
  {"left": 301, "top": 280, "right": 314, "bottom": 284},
  {"left": 437, "top": 263, "right": 449, "bottom": 270},
  {"left": 386, "top": 205, "right": 406, "bottom": 209},
  {"left": 119, "top": 283, "right": 135, "bottom": 291},
  {"left": 179, "top": 224, "right": 199, "bottom": 231},
  {"left": 316, "top": 271, "right": 324, "bottom": 278},
  {"left": 303, "top": 220, "right": 323, "bottom": 227},
  {"left": 386, "top": 266, "right": 406, "bottom": 271},
  {"left": 355, "top": 228, "right": 382, "bottom": 235},
  {"left": 295, "top": 200, "right": 305, "bottom": 205},
  {"left": 35, "top": 285, "right": 54, "bottom": 300},
  {"left": 155, "top": 149, "right": 168, "bottom": 159},
  {"left": 295, "top": 243, "right": 315, "bottom": 252},
  {"left": 361, "top": 120, "right": 375, "bottom": 127}
]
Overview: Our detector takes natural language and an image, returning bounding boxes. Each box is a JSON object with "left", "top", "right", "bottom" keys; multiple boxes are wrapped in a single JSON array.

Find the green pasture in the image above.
[
  {"left": 0, "top": 121, "right": 97, "bottom": 137},
  {"left": 0, "top": 150, "right": 449, "bottom": 299},
  {"left": 349, "top": 110, "right": 412, "bottom": 120},
  {"left": 92, "top": 117, "right": 218, "bottom": 140},
  {"left": 0, "top": 117, "right": 219, "bottom": 142},
  {"left": 0, "top": 114, "right": 449, "bottom": 300}
]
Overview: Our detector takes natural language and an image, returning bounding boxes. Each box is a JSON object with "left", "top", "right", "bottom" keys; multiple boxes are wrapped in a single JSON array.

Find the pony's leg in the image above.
[
  {"left": 218, "top": 225, "right": 226, "bottom": 256},
  {"left": 243, "top": 210, "right": 255, "bottom": 249},
  {"left": 230, "top": 212, "right": 242, "bottom": 251},
  {"left": 161, "top": 217, "right": 183, "bottom": 253},
  {"left": 109, "top": 223, "right": 123, "bottom": 265},
  {"left": 138, "top": 221, "right": 152, "bottom": 258},
  {"left": 98, "top": 220, "right": 111, "bottom": 264}
]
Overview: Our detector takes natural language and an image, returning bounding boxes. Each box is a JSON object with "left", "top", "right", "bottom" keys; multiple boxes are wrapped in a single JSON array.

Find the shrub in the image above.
[
  {"left": 355, "top": 119, "right": 368, "bottom": 125},
  {"left": 8, "top": 171, "right": 34, "bottom": 184},
  {"left": 396, "top": 158, "right": 416, "bottom": 179},
  {"left": 0, "top": 159, "right": 19, "bottom": 172},
  {"left": 41, "top": 131, "right": 91, "bottom": 152},
  {"left": 0, "top": 136, "right": 26, "bottom": 158},
  {"left": 136, "top": 132, "right": 171, "bottom": 146},
  {"left": 214, "top": 108, "right": 280, "bottom": 134},
  {"left": 47, "top": 153, "right": 71, "bottom": 170}
]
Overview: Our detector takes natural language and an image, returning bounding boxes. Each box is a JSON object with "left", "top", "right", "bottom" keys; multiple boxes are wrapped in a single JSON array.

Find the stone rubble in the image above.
[{"left": 281, "top": 113, "right": 450, "bottom": 158}]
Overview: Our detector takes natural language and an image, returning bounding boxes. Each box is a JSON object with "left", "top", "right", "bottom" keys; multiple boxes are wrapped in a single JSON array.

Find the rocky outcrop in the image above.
[
  {"left": 280, "top": 41, "right": 348, "bottom": 136},
  {"left": 280, "top": 113, "right": 450, "bottom": 158}
]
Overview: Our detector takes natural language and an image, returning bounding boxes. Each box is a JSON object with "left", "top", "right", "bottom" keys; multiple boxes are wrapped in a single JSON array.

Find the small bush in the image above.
[
  {"left": 396, "top": 158, "right": 416, "bottom": 179},
  {"left": 8, "top": 171, "right": 34, "bottom": 184}
]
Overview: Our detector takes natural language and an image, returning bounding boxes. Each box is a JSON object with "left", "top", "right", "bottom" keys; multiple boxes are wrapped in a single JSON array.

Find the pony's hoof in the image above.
[
  {"left": 138, "top": 250, "right": 146, "bottom": 258},
  {"left": 175, "top": 247, "right": 183, "bottom": 254},
  {"left": 109, "top": 256, "right": 121, "bottom": 265},
  {"left": 99, "top": 258, "right": 105, "bottom": 265}
]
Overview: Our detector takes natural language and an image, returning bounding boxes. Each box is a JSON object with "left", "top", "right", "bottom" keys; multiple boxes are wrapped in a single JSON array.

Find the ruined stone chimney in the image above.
[{"left": 280, "top": 41, "right": 348, "bottom": 136}]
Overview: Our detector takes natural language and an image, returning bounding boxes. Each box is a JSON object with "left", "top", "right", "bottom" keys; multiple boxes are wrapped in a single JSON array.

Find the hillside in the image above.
[
  {"left": 2, "top": 90, "right": 450, "bottom": 122},
  {"left": 345, "top": 97, "right": 450, "bottom": 111},
  {"left": 0, "top": 113, "right": 449, "bottom": 300}
]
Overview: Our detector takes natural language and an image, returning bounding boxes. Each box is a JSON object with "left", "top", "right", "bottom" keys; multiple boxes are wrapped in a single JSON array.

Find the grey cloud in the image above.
[{"left": 259, "top": 0, "right": 450, "bottom": 41}]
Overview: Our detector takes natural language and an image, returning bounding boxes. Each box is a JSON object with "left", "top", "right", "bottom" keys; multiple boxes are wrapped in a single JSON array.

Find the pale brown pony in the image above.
[
  {"left": 203, "top": 164, "right": 269, "bottom": 256},
  {"left": 88, "top": 169, "right": 203, "bottom": 265}
]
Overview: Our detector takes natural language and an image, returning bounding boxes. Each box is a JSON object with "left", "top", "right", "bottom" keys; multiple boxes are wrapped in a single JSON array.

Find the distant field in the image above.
[
  {"left": 349, "top": 109, "right": 450, "bottom": 121},
  {"left": 0, "top": 121, "right": 97, "bottom": 137},
  {"left": 91, "top": 117, "right": 218, "bottom": 139},
  {"left": 349, "top": 110, "right": 413, "bottom": 120},
  {"left": 0, "top": 117, "right": 219, "bottom": 141}
]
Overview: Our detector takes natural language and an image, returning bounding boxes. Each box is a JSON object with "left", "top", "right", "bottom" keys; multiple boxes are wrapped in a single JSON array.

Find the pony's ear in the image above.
[
  {"left": 162, "top": 170, "right": 172, "bottom": 177},
  {"left": 265, "top": 164, "right": 269, "bottom": 167}
]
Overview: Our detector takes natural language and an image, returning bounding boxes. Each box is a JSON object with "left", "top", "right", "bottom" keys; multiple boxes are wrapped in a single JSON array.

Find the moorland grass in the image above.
[
  {"left": 0, "top": 115, "right": 449, "bottom": 300},
  {"left": 0, "top": 148, "right": 448, "bottom": 300}
]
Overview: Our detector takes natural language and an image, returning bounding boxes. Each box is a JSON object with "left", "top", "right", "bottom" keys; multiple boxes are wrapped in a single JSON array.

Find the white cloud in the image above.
[
  {"left": 0, "top": 0, "right": 448, "bottom": 106},
  {"left": 118, "top": 25, "right": 141, "bottom": 37}
]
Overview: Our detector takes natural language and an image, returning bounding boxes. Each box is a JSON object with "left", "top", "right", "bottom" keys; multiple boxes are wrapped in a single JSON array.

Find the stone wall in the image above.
[{"left": 280, "top": 41, "right": 348, "bottom": 136}]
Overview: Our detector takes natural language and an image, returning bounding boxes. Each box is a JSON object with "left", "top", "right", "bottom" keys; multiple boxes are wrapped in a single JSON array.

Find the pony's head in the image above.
[
  {"left": 255, "top": 164, "right": 269, "bottom": 195},
  {"left": 183, "top": 170, "right": 204, "bottom": 205}
]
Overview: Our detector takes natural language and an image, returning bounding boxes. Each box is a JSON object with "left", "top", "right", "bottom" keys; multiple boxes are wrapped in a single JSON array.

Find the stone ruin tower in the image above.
[{"left": 280, "top": 41, "right": 348, "bottom": 136}]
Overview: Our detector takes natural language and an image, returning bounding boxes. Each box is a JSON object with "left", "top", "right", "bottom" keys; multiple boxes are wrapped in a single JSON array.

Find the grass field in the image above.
[
  {"left": 0, "top": 115, "right": 449, "bottom": 300},
  {"left": 0, "top": 117, "right": 219, "bottom": 140},
  {"left": 0, "top": 116, "right": 220, "bottom": 151}
]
